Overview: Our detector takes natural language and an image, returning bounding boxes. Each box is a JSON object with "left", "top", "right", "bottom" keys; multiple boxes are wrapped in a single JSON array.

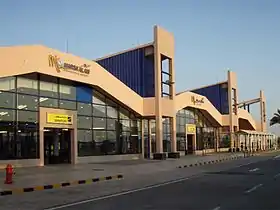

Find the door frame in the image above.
[{"left": 39, "top": 107, "right": 77, "bottom": 166}]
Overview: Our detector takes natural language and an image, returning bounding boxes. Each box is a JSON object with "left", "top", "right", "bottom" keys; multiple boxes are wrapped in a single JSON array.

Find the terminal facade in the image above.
[{"left": 0, "top": 26, "right": 276, "bottom": 167}]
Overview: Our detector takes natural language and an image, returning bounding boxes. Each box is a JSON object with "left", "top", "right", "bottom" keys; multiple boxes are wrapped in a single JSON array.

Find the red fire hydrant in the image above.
[{"left": 5, "top": 164, "right": 14, "bottom": 184}]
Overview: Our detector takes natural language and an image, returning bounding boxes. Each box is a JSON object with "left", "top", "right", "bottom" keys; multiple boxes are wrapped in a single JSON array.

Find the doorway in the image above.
[
  {"left": 44, "top": 128, "right": 71, "bottom": 165},
  {"left": 186, "top": 134, "right": 194, "bottom": 154}
]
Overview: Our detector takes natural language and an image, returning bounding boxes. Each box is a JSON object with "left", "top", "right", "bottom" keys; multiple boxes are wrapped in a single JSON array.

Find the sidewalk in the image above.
[{"left": 0, "top": 152, "right": 244, "bottom": 193}]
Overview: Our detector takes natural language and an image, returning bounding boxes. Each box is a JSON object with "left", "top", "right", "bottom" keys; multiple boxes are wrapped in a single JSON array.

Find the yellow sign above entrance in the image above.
[
  {"left": 186, "top": 124, "right": 196, "bottom": 134},
  {"left": 47, "top": 113, "right": 73, "bottom": 125}
]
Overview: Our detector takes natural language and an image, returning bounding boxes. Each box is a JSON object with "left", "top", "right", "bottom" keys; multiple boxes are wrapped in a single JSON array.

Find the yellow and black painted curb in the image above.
[
  {"left": 177, "top": 156, "right": 244, "bottom": 169},
  {"left": 0, "top": 174, "right": 123, "bottom": 197}
]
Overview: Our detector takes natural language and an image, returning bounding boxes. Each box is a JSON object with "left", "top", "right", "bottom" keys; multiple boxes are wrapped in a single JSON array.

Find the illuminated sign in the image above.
[
  {"left": 186, "top": 124, "right": 196, "bottom": 134},
  {"left": 47, "top": 113, "right": 73, "bottom": 125},
  {"left": 191, "top": 96, "right": 204, "bottom": 105},
  {"left": 48, "top": 55, "right": 90, "bottom": 76}
]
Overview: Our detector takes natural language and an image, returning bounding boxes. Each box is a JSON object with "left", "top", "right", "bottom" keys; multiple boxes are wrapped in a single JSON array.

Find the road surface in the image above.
[
  {"left": 48, "top": 153, "right": 280, "bottom": 210},
  {"left": 1, "top": 152, "right": 280, "bottom": 210}
]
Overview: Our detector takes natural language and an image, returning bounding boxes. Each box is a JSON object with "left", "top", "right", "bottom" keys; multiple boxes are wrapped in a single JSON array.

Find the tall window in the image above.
[{"left": 161, "top": 57, "right": 172, "bottom": 98}]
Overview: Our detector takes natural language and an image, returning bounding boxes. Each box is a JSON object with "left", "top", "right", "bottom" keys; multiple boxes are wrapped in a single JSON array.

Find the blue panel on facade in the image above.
[
  {"left": 97, "top": 48, "right": 155, "bottom": 97},
  {"left": 191, "top": 83, "right": 229, "bottom": 114},
  {"left": 76, "top": 85, "right": 92, "bottom": 103}
]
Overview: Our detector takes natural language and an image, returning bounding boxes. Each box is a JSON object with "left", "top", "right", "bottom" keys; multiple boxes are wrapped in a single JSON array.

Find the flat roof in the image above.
[
  {"left": 94, "top": 42, "right": 153, "bottom": 61},
  {"left": 176, "top": 81, "right": 228, "bottom": 95}
]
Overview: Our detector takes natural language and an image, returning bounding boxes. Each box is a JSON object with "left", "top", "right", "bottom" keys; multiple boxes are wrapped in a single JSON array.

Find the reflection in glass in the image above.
[
  {"left": 17, "top": 94, "right": 38, "bottom": 111},
  {"left": 17, "top": 110, "right": 38, "bottom": 123},
  {"left": 17, "top": 74, "right": 38, "bottom": 95},
  {"left": 106, "top": 130, "right": 116, "bottom": 154},
  {"left": 176, "top": 108, "right": 217, "bottom": 151},
  {"left": 0, "top": 109, "right": 15, "bottom": 123},
  {"left": 120, "top": 119, "right": 130, "bottom": 132},
  {"left": 93, "top": 117, "right": 106, "bottom": 130},
  {"left": 0, "top": 91, "right": 15, "bottom": 109},
  {"left": 77, "top": 116, "right": 92, "bottom": 129},
  {"left": 93, "top": 130, "right": 106, "bottom": 143},
  {"left": 59, "top": 82, "right": 76, "bottom": 100},
  {"left": 0, "top": 125, "right": 15, "bottom": 160},
  {"left": 39, "top": 97, "right": 58, "bottom": 108},
  {"left": 59, "top": 100, "right": 76, "bottom": 110},
  {"left": 78, "top": 129, "right": 94, "bottom": 156},
  {"left": 78, "top": 102, "right": 92, "bottom": 116},
  {"left": 93, "top": 104, "right": 106, "bottom": 117},
  {"left": 92, "top": 91, "right": 105, "bottom": 105},
  {"left": 119, "top": 108, "right": 129, "bottom": 119},
  {"left": 17, "top": 127, "right": 38, "bottom": 159},
  {"left": 106, "top": 106, "right": 118, "bottom": 118},
  {"left": 0, "top": 77, "right": 15, "bottom": 91},
  {"left": 93, "top": 130, "right": 106, "bottom": 155},
  {"left": 107, "top": 118, "right": 117, "bottom": 130},
  {"left": 39, "top": 75, "right": 58, "bottom": 98}
]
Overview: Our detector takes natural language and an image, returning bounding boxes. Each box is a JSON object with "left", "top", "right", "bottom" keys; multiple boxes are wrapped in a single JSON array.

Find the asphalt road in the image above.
[
  {"left": 45, "top": 153, "right": 280, "bottom": 210},
  {"left": 1, "top": 152, "right": 280, "bottom": 210}
]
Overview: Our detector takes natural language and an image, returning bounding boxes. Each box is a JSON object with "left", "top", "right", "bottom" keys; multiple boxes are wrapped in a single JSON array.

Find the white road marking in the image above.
[
  {"left": 45, "top": 159, "right": 260, "bottom": 210},
  {"left": 274, "top": 154, "right": 280, "bottom": 159},
  {"left": 212, "top": 206, "right": 221, "bottom": 210},
  {"left": 238, "top": 162, "right": 254, "bottom": 167},
  {"left": 249, "top": 168, "right": 259, "bottom": 172},
  {"left": 274, "top": 173, "right": 280, "bottom": 179},
  {"left": 45, "top": 176, "right": 195, "bottom": 210},
  {"left": 245, "top": 184, "right": 263, "bottom": 194}
]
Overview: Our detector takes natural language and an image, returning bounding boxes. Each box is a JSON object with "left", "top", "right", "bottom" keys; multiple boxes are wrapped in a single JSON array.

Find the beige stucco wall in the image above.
[
  {"left": 0, "top": 45, "right": 258, "bottom": 131},
  {"left": 0, "top": 45, "right": 144, "bottom": 115},
  {"left": 175, "top": 91, "right": 223, "bottom": 125}
]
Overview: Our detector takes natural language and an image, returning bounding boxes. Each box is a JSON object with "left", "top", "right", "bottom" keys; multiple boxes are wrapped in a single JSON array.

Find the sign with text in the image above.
[
  {"left": 186, "top": 124, "right": 196, "bottom": 134},
  {"left": 47, "top": 113, "right": 73, "bottom": 125},
  {"left": 191, "top": 96, "right": 204, "bottom": 105},
  {"left": 48, "top": 54, "right": 90, "bottom": 76}
]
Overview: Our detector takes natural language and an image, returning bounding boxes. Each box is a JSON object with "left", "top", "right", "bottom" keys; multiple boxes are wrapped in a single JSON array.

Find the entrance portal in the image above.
[
  {"left": 44, "top": 128, "right": 71, "bottom": 165},
  {"left": 186, "top": 134, "right": 194, "bottom": 154}
]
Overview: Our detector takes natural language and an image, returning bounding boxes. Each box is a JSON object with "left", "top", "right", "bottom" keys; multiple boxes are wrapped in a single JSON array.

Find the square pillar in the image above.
[{"left": 168, "top": 115, "right": 180, "bottom": 158}]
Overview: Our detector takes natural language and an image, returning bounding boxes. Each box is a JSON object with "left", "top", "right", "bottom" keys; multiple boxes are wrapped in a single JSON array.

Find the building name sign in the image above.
[
  {"left": 191, "top": 96, "right": 204, "bottom": 105},
  {"left": 47, "top": 113, "right": 73, "bottom": 125},
  {"left": 48, "top": 55, "right": 90, "bottom": 76}
]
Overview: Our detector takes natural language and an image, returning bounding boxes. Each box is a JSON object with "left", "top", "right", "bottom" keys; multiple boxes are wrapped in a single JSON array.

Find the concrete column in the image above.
[{"left": 154, "top": 29, "right": 163, "bottom": 155}]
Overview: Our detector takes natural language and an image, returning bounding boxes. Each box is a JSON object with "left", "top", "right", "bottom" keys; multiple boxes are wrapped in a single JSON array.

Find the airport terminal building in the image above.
[{"left": 0, "top": 26, "right": 276, "bottom": 167}]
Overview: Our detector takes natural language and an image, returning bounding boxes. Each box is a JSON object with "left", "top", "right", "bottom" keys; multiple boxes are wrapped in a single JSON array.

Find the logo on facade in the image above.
[
  {"left": 48, "top": 55, "right": 90, "bottom": 76},
  {"left": 191, "top": 96, "right": 204, "bottom": 105}
]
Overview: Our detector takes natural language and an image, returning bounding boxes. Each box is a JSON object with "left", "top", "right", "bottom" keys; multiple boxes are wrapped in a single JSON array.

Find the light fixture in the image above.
[
  {"left": 0, "top": 112, "right": 8, "bottom": 116},
  {"left": 92, "top": 127, "right": 105, "bottom": 130},
  {"left": 17, "top": 105, "right": 27, "bottom": 109},
  {"left": 39, "top": 97, "right": 48, "bottom": 102}
]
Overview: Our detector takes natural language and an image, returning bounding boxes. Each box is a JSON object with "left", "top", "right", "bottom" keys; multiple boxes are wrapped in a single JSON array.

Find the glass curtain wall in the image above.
[
  {"left": 0, "top": 73, "right": 142, "bottom": 160},
  {"left": 176, "top": 108, "right": 217, "bottom": 151}
]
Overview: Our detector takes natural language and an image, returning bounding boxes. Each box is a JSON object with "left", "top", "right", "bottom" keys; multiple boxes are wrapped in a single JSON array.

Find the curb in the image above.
[
  {"left": 177, "top": 155, "right": 244, "bottom": 169},
  {"left": 0, "top": 174, "right": 123, "bottom": 197}
]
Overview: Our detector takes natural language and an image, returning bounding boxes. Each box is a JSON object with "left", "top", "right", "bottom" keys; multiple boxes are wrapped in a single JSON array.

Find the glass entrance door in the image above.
[{"left": 43, "top": 128, "right": 71, "bottom": 165}]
